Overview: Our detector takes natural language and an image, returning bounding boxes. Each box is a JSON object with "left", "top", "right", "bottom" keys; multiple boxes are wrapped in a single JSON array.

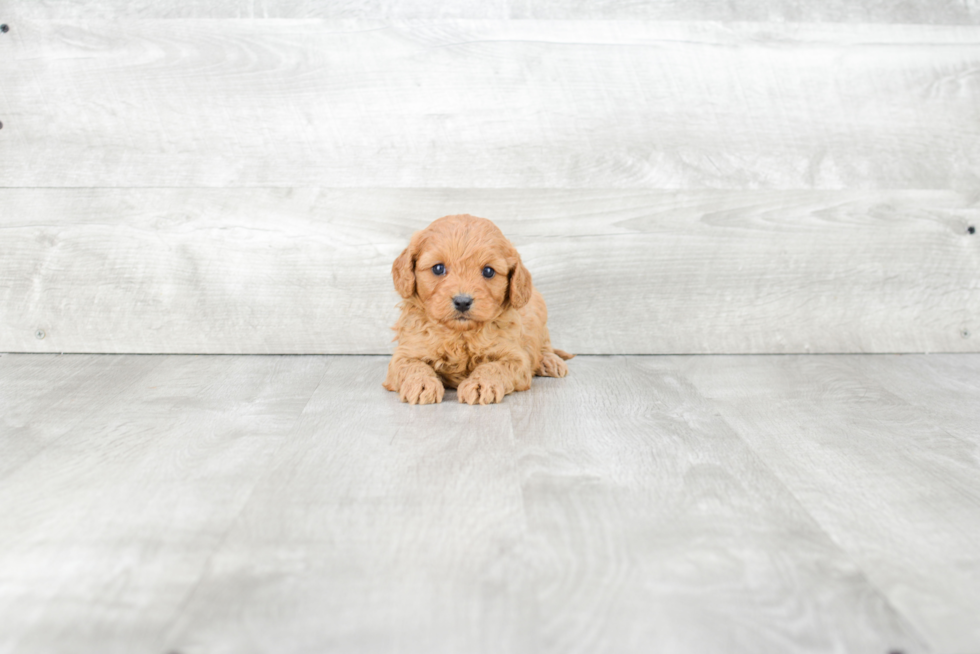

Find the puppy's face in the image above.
[{"left": 392, "top": 214, "right": 532, "bottom": 331}]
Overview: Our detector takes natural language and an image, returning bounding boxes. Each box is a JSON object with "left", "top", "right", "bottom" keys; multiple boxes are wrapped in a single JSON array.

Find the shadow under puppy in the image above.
[{"left": 384, "top": 214, "right": 573, "bottom": 405}]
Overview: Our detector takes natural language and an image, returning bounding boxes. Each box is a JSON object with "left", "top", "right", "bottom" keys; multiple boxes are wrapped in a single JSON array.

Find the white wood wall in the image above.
[{"left": 1, "top": 4, "right": 978, "bottom": 353}]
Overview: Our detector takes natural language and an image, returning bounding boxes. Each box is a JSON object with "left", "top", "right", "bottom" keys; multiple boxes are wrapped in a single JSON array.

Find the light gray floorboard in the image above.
[
  {"left": 848, "top": 354, "right": 980, "bottom": 445},
  {"left": 679, "top": 354, "right": 980, "bottom": 653},
  {"left": 2, "top": 189, "right": 977, "bottom": 355},
  {"left": 505, "top": 356, "right": 924, "bottom": 654},
  {"left": 2, "top": 21, "right": 979, "bottom": 189},
  {"left": 5, "top": 354, "right": 979, "bottom": 653},
  {"left": 163, "top": 357, "right": 529, "bottom": 654},
  {"left": 6, "top": 1, "right": 980, "bottom": 24},
  {"left": 0, "top": 355, "right": 326, "bottom": 654},
  {"left": 0, "top": 354, "right": 167, "bottom": 479}
]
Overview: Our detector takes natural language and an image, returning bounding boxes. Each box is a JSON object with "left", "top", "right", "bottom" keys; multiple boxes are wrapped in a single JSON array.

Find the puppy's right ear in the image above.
[
  {"left": 392, "top": 232, "right": 422, "bottom": 298},
  {"left": 508, "top": 257, "right": 533, "bottom": 310}
]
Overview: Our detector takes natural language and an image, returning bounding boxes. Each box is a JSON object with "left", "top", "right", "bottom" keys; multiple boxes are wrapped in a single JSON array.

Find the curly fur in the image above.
[{"left": 383, "top": 214, "right": 573, "bottom": 405}]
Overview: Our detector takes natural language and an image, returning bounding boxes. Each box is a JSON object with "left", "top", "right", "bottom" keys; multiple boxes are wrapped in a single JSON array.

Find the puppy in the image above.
[{"left": 383, "top": 214, "right": 573, "bottom": 405}]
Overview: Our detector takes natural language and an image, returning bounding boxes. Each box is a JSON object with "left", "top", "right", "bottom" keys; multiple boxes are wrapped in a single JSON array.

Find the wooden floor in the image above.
[{"left": 2, "top": 353, "right": 979, "bottom": 654}]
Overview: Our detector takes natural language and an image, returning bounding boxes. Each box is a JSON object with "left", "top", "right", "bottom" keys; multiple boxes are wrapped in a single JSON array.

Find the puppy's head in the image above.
[{"left": 392, "top": 214, "right": 532, "bottom": 331}]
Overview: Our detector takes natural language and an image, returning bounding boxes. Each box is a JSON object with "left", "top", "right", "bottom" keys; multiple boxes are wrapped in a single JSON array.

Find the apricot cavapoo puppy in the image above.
[{"left": 383, "top": 214, "right": 573, "bottom": 405}]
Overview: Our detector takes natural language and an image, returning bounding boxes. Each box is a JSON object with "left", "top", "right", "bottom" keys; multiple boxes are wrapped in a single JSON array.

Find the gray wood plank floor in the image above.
[{"left": 1, "top": 353, "right": 978, "bottom": 653}]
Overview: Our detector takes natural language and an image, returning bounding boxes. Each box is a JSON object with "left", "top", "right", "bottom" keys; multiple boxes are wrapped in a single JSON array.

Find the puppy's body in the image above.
[{"left": 383, "top": 214, "right": 572, "bottom": 405}]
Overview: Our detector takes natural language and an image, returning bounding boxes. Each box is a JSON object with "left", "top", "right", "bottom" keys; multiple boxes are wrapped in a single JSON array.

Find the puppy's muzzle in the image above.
[{"left": 452, "top": 294, "right": 473, "bottom": 313}]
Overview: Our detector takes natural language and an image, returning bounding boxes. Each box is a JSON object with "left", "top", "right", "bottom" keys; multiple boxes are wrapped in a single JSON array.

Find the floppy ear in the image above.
[
  {"left": 392, "top": 232, "right": 422, "bottom": 298},
  {"left": 508, "top": 257, "right": 533, "bottom": 309}
]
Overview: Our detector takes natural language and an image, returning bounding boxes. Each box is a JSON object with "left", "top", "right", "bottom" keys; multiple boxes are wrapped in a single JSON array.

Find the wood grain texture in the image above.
[
  {"left": 6, "top": 0, "right": 980, "bottom": 23},
  {"left": 2, "top": 20, "right": 980, "bottom": 188},
  {"left": 0, "top": 353, "right": 165, "bottom": 479},
  {"left": 681, "top": 354, "right": 980, "bottom": 653},
  {"left": 850, "top": 353, "right": 980, "bottom": 445},
  {"left": 1, "top": 188, "right": 977, "bottom": 354},
  {"left": 163, "top": 357, "right": 531, "bottom": 654},
  {"left": 0, "top": 354, "right": 326, "bottom": 654},
  {"left": 504, "top": 355, "right": 925, "bottom": 654},
  {"left": 5, "top": 354, "right": 960, "bottom": 652}
]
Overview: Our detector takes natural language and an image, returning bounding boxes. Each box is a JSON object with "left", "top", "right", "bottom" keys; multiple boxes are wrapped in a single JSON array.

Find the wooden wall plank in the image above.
[
  {"left": 2, "top": 21, "right": 979, "bottom": 188},
  {"left": 1, "top": 188, "right": 976, "bottom": 354},
  {"left": 6, "top": 1, "right": 980, "bottom": 23}
]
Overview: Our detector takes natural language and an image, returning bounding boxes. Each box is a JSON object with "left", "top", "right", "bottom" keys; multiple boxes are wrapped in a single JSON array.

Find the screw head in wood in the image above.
[
  {"left": 0, "top": 24, "right": 9, "bottom": 34},
  {"left": 35, "top": 329, "right": 46, "bottom": 340},
  {"left": 969, "top": 225, "right": 976, "bottom": 235}
]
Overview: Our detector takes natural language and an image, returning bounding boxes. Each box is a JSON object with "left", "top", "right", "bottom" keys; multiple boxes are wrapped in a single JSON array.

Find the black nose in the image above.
[{"left": 453, "top": 294, "right": 473, "bottom": 312}]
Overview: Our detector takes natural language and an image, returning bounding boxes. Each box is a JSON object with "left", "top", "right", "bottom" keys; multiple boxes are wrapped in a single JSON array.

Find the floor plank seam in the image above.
[
  {"left": 0, "top": 355, "right": 169, "bottom": 484},
  {"left": 728, "top": 420, "right": 934, "bottom": 650},
  {"left": 156, "top": 356, "right": 335, "bottom": 647}
]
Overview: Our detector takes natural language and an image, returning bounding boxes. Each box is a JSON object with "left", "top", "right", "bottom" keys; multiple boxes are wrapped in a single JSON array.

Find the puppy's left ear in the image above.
[
  {"left": 508, "top": 257, "right": 533, "bottom": 309},
  {"left": 392, "top": 232, "right": 423, "bottom": 298}
]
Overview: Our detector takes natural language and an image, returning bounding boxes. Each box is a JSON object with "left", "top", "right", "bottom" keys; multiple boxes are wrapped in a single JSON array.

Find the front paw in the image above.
[
  {"left": 400, "top": 375, "right": 445, "bottom": 405},
  {"left": 457, "top": 376, "right": 505, "bottom": 405},
  {"left": 537, "top": 351, "right": 568, "bottom": 378}
]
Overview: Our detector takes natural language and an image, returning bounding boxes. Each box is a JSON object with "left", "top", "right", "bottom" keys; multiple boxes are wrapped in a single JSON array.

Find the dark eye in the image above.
[
  {"left": 482, "top": 266, "right": 495, "bottom": 279},
  {"left": 432, "top": 263, "right": 446, "bottom": 276}
]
